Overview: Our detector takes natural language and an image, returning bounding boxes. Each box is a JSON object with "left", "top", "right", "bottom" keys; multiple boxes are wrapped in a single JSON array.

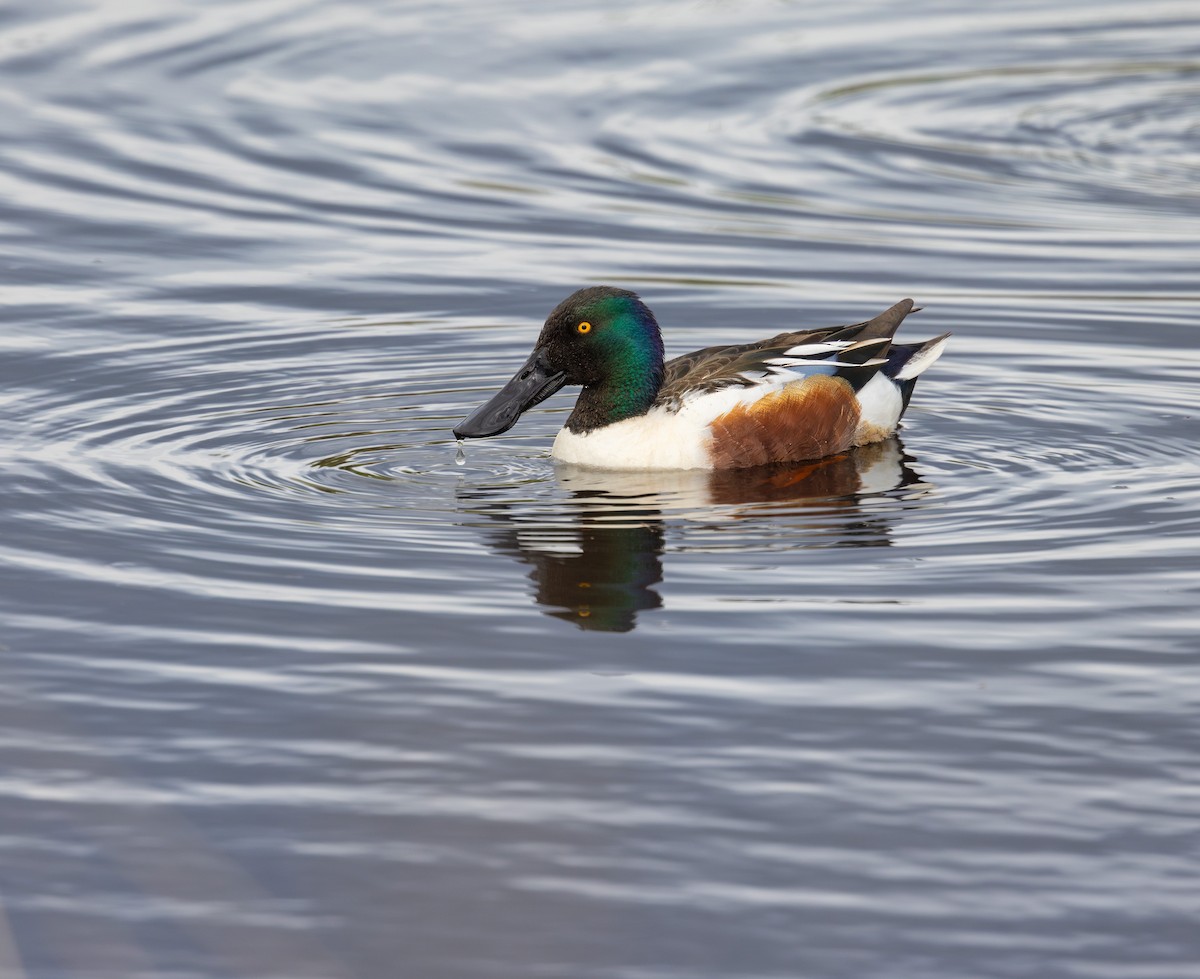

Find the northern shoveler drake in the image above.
[{"left": 453, "top": 287, "right": 949, "bottom": 470}]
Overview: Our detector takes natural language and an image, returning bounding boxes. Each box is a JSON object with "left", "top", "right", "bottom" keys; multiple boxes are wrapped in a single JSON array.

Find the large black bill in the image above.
[{"left": 453, "top": 349, "right": 567, "bottom": 439}]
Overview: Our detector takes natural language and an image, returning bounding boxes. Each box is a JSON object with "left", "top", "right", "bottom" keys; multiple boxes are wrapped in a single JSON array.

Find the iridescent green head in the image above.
[
  {"left": 454, "top": 286, "right": 665, "bottom": 439},
  {"left": 535, "top": 287, "right": 664, "bottom": 432}
]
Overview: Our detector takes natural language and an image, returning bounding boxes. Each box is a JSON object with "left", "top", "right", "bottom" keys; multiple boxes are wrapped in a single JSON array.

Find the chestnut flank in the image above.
[{"left": 706, "top": 374, "right": 861, "bottom": 469}]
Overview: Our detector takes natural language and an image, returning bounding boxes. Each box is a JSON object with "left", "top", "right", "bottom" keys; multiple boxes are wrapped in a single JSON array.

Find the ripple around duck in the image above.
[
  {"left": 3, "top": 321, "right": 468, "bottom": 532},
  {"left": 0, "top": 3, "right": 1195, "bottom": 612},
  {"left": 13, "top": 314, "right": 1193, "bottom": 516}
]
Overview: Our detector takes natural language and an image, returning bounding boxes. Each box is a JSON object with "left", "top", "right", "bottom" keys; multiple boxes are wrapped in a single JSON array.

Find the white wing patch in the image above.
[
  {"left": 759, "top": 339, "right": 851, "bottom": 374},
  {"left": 782, "top": 340, "right": 853, "bottom": 357},
  {"left": 760, "top": 338, "right": 888, "bottom": 377}
]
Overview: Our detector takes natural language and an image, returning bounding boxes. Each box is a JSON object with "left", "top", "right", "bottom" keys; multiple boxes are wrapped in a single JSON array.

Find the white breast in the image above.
[{"left": 551, "top": 407, "right": 713, "bottom": 470}]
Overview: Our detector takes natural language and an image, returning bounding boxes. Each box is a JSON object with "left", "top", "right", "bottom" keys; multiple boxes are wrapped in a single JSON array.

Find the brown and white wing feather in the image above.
[{"left": 655, "top": 299, "right": 917, "bottom": 409}]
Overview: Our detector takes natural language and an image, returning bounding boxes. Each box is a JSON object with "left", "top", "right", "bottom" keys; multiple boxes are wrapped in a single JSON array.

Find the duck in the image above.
[{"left": 453, "top": 286, "right": 949, "bottom": 470}]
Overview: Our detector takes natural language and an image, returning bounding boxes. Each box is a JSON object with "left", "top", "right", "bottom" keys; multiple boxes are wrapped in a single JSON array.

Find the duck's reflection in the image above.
[
  {"left": 487, "top": 517, "right": 666, "bottom": 632},
  {"left": 457, "top": 438, "right": 927, "bottom": 632}
]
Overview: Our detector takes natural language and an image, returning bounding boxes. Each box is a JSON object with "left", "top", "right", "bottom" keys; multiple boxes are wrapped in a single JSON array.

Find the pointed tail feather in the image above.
[{"left": 830, "top": 298, "right": 916, "bottom": 343}]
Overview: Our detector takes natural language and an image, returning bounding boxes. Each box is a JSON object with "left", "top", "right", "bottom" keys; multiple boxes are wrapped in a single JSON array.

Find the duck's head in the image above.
[{"left": 454, "top": 286, "right": 664, "bottom": 439}]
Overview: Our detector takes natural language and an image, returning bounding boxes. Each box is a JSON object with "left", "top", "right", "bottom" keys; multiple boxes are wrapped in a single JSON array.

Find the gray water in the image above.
[{"left": 2, "top": 1, "right": 1199, "bottom": 977}]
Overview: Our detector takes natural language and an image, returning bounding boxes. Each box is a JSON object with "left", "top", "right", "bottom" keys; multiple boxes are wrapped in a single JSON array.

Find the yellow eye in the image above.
[{"left": 576, "top": 321, "right": 592, "bottom": 334}]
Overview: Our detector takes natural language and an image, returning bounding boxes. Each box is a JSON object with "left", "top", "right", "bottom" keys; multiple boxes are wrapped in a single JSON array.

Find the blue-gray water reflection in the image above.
[{"left": 2, "top": 1, "right": 1199, "bottom": 977}]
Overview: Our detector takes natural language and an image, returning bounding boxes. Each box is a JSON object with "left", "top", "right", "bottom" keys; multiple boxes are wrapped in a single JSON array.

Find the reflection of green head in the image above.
[{"left": 535, "top": 521, "right": 665, "bottom": 633}]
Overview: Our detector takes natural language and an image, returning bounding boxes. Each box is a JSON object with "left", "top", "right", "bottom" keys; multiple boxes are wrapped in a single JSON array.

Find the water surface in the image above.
[{"left": 1, "top": 1, "right": 1198, "bottom": 977}]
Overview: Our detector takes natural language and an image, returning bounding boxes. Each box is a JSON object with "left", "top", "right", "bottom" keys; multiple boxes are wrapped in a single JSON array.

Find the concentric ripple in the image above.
[{"left": 809, "top": 61, "right": 1200, "bottom": 206}]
